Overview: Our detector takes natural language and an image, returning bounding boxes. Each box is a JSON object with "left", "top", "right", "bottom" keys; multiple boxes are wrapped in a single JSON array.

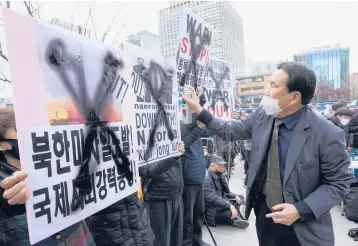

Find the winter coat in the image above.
[
  {"left": 139, "top": 157, "right": 183, "bottom": 200},
  {"left": 203, "top": 170, "right": 235, "bottom": 227},
  {"left": 180, "top": 120, "right": 211, "bottom": 185},
  {"left": 86, "top": 193, "right": 154, "bottom": 246},
  {"left": 327, "top": 116, "right": 350, "bottom": 145},
  {"left": 0, "top": 184, "right": 94, "bottom": 246},
  {"left": 348, "top": 115, "right": 358, "bottom": 148}
]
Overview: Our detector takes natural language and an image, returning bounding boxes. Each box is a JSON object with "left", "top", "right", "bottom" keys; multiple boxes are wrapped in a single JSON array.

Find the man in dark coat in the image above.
[
  {"left": 204, "top": 156, "right": 249, "bottom": 229},
  {"left": 183, "top": 62, "right": 354, "bottom": 246},
  {"left": 180, "top": 116, "right": 212, "bottom": 246},
  {"left": 139, "top": 141, "right": 185, "bottom": 246}
]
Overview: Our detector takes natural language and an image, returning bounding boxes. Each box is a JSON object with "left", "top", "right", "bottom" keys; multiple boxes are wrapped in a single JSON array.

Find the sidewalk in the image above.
[{"left": 202, "top": 158, "right": 358, "bottom": 246}]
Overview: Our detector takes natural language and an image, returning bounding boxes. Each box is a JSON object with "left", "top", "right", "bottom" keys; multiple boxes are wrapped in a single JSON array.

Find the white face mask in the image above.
[
  {"left": 341, "top": 119, "right": 350, "bottom": 126},
  {"left": 260, "top": 93, "right": 294, "bottom": 117},
  {"left": 204, "top": 151, "right": 208, "bottom": 156}
]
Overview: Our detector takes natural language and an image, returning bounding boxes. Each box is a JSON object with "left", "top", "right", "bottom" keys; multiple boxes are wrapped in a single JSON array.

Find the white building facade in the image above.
[
  {"left": 159, "top": 1, "right": 245, "bottom": 77},
  {"left": 127, "top": 30, "right": 160, "bottom": 54}
]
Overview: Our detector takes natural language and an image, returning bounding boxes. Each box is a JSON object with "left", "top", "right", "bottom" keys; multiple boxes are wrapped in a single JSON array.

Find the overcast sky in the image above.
[{"left": 1, "top": 1, "right": 358, "bottom": 97}]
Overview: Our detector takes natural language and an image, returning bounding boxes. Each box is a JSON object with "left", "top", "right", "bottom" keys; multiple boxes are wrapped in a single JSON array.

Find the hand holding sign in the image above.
[
  {"left": 182, "top": 86, "right": 202, "bottom": 114},
  {"left": 177, "top": 141, "right": 185, "bottom": 157},
  {"left": 1, "top": 171, "right": 30, "bottom": 205}
]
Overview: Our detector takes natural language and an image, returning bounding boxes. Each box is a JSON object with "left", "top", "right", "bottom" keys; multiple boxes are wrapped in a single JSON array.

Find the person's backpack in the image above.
[{"left": 344, "top": 181, "right": 358, "bottom": 222}]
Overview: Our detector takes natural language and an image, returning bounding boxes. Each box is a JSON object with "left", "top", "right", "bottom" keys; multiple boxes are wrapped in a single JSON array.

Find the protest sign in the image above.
[
  {"left": 120, "top": 42, "right": 181, "bottom": 166},
  {"left": 176, "top": 10, "right": 213, "bottom": 123},
  {"left": 203, "top": 58, "right": 234, "bottom": 120},
  {"left": 2, "top": 8, "right": 138, "bottom": 244}
]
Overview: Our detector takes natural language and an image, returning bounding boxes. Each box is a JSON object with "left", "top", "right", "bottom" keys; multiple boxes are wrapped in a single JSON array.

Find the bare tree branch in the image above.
[
  {"left": 89, "top": 7, "right": 98, "bottom": 40},
  {"left": 110, "top": 12, "right": 131, "bottom": 46},
  {"left": 83, "top": 2, "right": 95, "bottom": 37},
  {"left": 23, "top": 1, "right": 41, "bottom": 19},
  {"left": 36, "top": 2, "right": 41, "bottom": 19},
  {"left": 23, "top": 1, "right": 34, "bottom": 17},
  {"left": 0, "top": 72, "right": 10, "bottom": 84},
  {"left": 0, "top": 44, "right": 8, "bottom": 62},
  {"left": 99, "top": 6, "right": 120, "bottom": 43}
]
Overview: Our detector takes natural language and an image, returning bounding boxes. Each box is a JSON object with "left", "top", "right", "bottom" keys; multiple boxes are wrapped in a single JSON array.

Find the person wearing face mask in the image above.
[
  {"left": 203, "top": 155, "right": 249, "bottom": 229},
  {"left": 327, "top": 107, "right": 353, "bottom": 146},
  {"left": 183, "top": 62, "right": 354, "bottom": 246},
  {"left": 0, "top": 109, "right": 95, "bottom": 246}
]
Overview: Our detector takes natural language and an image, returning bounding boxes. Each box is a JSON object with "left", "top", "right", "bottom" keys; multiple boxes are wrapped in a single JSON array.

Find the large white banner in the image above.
[
  {"left": 2, "top": 8, "right": 144, "bottom": 244},
  {"left": 176, "top": 10, "right": 213, "bottom": 123},
  {"left": 203, "top": 58, "right": 234, "bottom": 120}
]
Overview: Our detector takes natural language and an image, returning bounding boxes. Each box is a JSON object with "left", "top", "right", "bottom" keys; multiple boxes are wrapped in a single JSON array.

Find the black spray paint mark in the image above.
[
  {"left": 46, "top": 39, "right": 133, "bottom": 211},
  {"left": 206, "top": 65, "right": 230, "bottom": 112},
  {"left": 179, "top": 14, "right": 212, "bottom": 92},
  {"left": 138, "top": 62, "right": 175, "bottom": 161}
]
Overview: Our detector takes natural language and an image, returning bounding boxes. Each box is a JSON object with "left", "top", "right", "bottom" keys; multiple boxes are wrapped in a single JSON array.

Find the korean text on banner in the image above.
[
  {"left": 203, "top": 58, "right": 234, "bottom": 120},
  {"left": 2, "top": 8, "right": 138, "bottom": 244},
  {"left": 176, "top": 10, "right": 213, "bottom": 123},
  {"left": 120, "top": 42, "right": 181, "bottom": 166}
]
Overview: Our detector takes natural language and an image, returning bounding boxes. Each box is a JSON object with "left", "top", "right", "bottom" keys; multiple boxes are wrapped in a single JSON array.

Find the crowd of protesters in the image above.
[
  {"left": 0, "top": 102, "right": 247, "bottom": 246},
  {"left": 1, "top": 62, "right": 357, "bottom": 245}
]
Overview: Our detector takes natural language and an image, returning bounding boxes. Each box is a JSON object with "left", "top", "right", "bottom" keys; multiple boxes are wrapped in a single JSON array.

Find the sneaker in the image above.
[{"left": 232, "top": 217, "right": 250, "bottom": 229}]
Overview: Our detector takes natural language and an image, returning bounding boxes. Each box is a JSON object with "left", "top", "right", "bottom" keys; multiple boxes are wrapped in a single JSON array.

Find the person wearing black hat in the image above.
[
  {"left": 327, "top": 107, "right": 353, "bottom": 146},
  {"left": 324, "top": 101, "right": 346, "bottom": 119},
  {"left": 203, "top": 155, "right": 249, "bottom": 229}
]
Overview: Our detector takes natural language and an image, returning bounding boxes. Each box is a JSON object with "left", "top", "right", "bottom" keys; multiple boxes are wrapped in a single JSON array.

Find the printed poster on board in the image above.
[
  {"left": 120, "top": 42, "right": 181, "bottom": 166},
  {"left": 176, "top": 9, "right": 213, "bottom": 123},
  {"left": 2, "top": 8, "right": 139, "bottom": 244},
  {"left": 203, "top": 58, "right": 234, "bottom": 120}
]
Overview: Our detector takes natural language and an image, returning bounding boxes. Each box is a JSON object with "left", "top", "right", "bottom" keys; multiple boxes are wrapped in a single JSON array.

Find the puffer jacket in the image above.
[
  {"left": 327, "top": 115, "right": 350, "bottom": 145},
  {"left": 139, "top": 157, "right": 183, "bottom": 200},
  {"left": 0, "top": 213, "right": 94, "bottom": 246},
  {"left": 180, "top": 120, "right": 211, "bottom": 185},
  {"left": 203, "top": 170, "right": 235, "bottom": 227},
  {"left": 349, "top": 114, "right": 358, "bottom": 148},
  {"left": 86, "top": 193, "right": 154, "bottom": 246},
  {"left": 0, "top": 163, "right": 95, "bottom": 246}
]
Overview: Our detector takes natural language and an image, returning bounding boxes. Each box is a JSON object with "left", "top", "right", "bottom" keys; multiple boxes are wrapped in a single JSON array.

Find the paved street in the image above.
[{"left": 202, "top": 158, "right": 358, "bottom": 246}]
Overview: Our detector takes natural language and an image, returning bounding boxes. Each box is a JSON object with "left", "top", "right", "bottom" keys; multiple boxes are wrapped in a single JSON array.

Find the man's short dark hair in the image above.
[
  {"left": 137, "top": 57, "right": 144, "bottom": 62},
  {"left": 335, "top": 107, "right": 353, "bottom": 117},
  {"left": 332, "top": 102, "right": 346, "bottom": 111},
  {"left": 277, "top": 62, "right": 316, "bottom": 105}
]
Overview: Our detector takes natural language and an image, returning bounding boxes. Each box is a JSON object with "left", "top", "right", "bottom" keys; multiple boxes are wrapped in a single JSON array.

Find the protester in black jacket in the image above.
[
  {"left": 348, "top": 113, "right": 358, "bottom": 154},
  {"left": 139, "top": 141, "right": 185, "bottom": 246},
  {"left": 180, "top": 118, "right": 212, "bottom": 246},
  {"left": 86, "top": 193, "right": 154, "bottom": 246},
  {"left": 327, "top": 107, "right": 353, "bottom": 146}
]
